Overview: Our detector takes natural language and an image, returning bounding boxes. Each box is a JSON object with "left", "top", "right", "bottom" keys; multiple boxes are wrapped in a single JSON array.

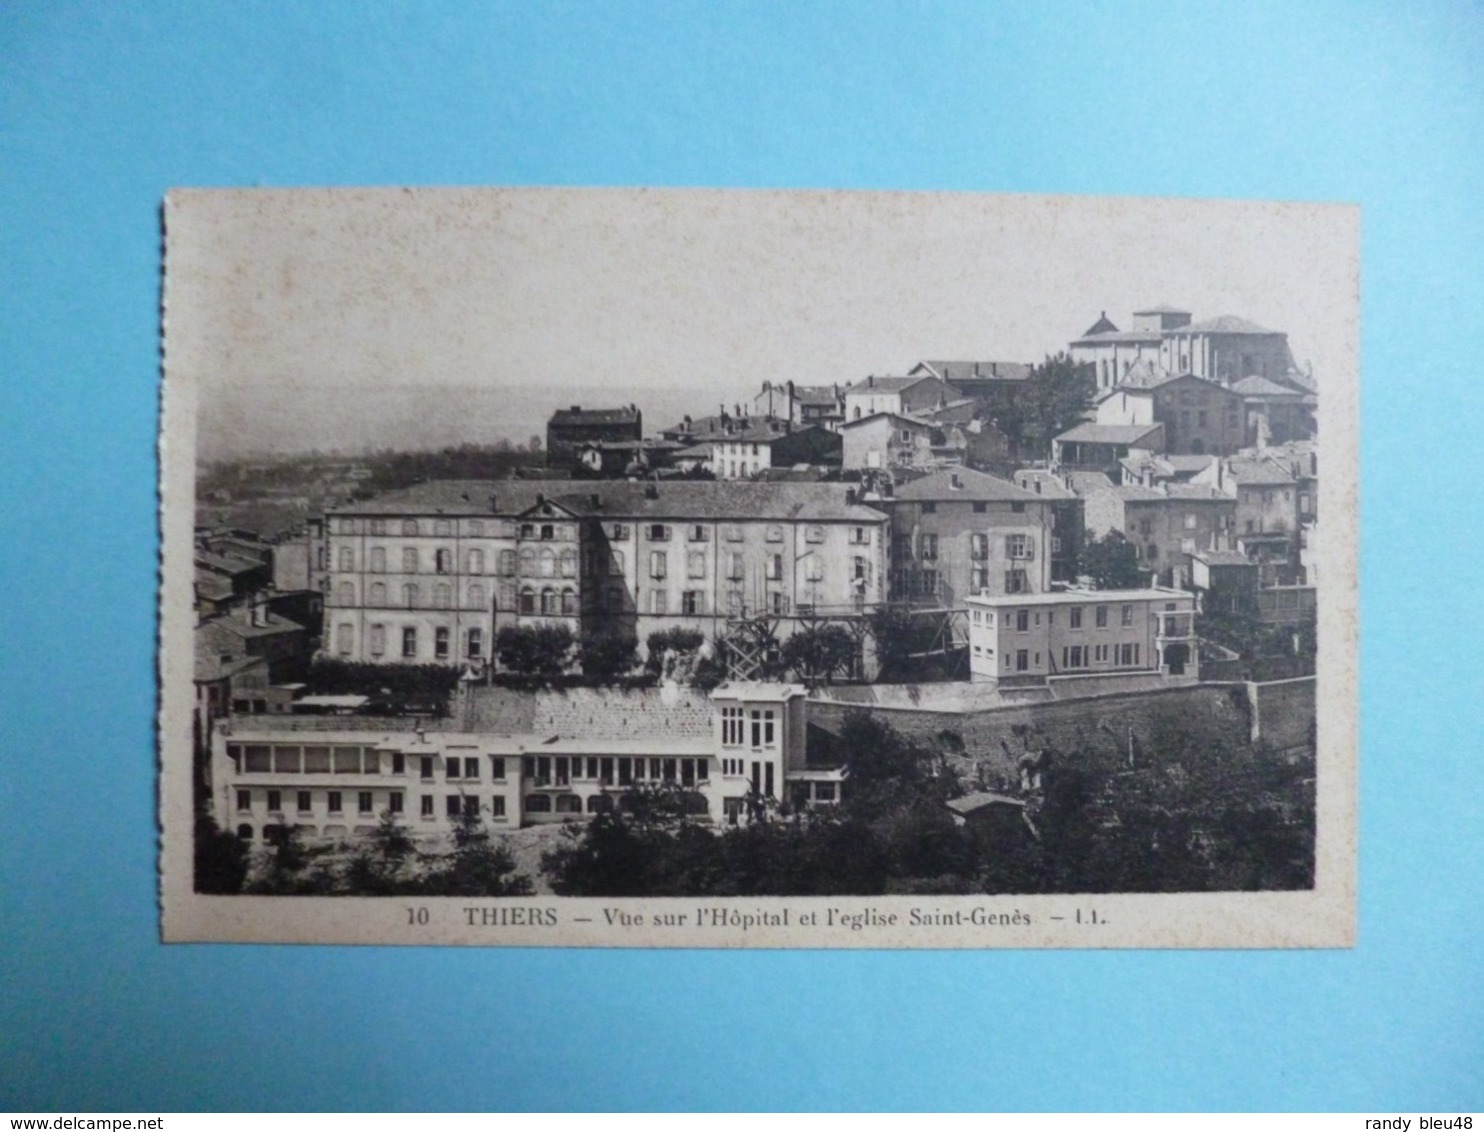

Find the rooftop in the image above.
[
  {"left": 844, "top": 375, "right": 940, "bottom": 395},
  {"left": 1055, "top": 422, "right": 1164, "bottom": 446},
  {"left": 1232, "top": 375, "right": 1305, "bottom": 398},
  {"left": 1172, "top": 315, "right": 1280, "bottom": 336},
  {"left": 549, "top": 405, "right": 641, "bottom": 426},
  {"left": 1132, "top": 304, "right": 1191, "bottom": 316},
  {"left": 1192, "top": 549, "right": 1257, "bottom": 567},
  {"left": 1071, "top": 329, "right": 1163, "bottom": 346},
  {"left": 889, "top": 466, "right": 1041, "bottom": 504},
  {"left": 966, "top": 586, "right": 1194, "bottom": 608},
  {"left": 1226, "top": 457, "right": 1297, "bottom": 486},
  {"left": 946, "top": 792, "right": 1026, "bottom": 816},
  {"left": 1080, "top": 312, "right": 1119, "bottom": 336},
  {"left": 1013, "top": 470, "right": 1077, "bottom": 500},
  {"left": 916, "top": 360, "right": 1034, "bottom": 383}
]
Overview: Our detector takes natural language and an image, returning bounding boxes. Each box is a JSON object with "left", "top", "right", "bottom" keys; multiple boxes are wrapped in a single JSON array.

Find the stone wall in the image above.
[
  {"left": 808, "top": 683, "right": 1254, "bottom": 788},
  {"left": 1245, "top": 676, "right": 1316, "bottom": 749}
]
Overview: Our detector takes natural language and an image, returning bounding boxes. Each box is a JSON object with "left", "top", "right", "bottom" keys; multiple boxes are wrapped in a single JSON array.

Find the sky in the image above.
[{"left": 166, "top": 187, "right": 1358, "bottom": 459}]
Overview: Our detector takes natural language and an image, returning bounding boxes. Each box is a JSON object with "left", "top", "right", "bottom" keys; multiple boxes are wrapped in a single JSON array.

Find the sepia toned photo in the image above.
[{"left": 160, "top": 187, "right": 1357, "bottom": 947}]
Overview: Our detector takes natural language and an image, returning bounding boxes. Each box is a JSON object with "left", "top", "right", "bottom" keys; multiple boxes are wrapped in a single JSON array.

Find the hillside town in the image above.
[{"left": 192, "top": 304, "right": 1319, "bottom": 897}]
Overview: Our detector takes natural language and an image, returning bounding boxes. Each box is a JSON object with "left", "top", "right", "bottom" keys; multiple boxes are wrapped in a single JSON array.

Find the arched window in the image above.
[
  {"left": 540, "top": 587, "right": 557, "bottom": 615},
  {"left": 338, "top": 581, "right": 354, "bottom": 606},
  {"left": 435, "top": 548, "right": 452, "bottom": 574},
  {"left": 468, "top": 583, "right": 485, "bottom": 610},
  {"left": 518, "top": 548, "right": 535, "bottom": 576},
  {"left": 434, "top": 583, "right": 452, "bottom": 609},
  {"left": 369, "top": 582, "right": 386, "bottom": 607},
  {"left": 499, "top": 549, "right": 516, "bottom": 576},
  {"left": 555, "top": 794, "right": 583, "bottom": 814},
  {"left": 468, "top": 549, "right": 484, "bottom": 575},
  {"left": 561, "top": 588, "right": 576, "bottom": 615},
  {"left": 539, "top": 548, "right": 556, "bottom": 578},
  {"left": 403, "top": 583, "right": 419, "bottom": 609},
  {"left": 370, "top": 547, "right": 385, "bottom": 572},
  {"left": 525, "top": 795, "right": 552, "bottom": 813},
  {"left": 609, "top": 549, "right": 625, "bottom": 576},
  {"left": 519, "top": 587, "right": 536, "bottom": 615},
  {"left": 237, "top": 824, "right": 254, "bottom": 840},
  {"left": 559, "top": 549, "right": 577, "bottom": 578},
  {"left": 587, "top": 795, "right": 613, "bottom": 813},
  {"left": 338, "top": 547, "right": 354, "bottom": 571}
]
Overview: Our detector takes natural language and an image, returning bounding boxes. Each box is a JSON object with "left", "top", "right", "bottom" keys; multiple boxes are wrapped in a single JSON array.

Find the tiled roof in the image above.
[
  {"left": 1165, "top": 454, "right": 1217, "bottom": 473},
  {"left": 337, "top": 480, "right": 567, "bottom": 517},
  {"left": 1163, "top": 484, "right": 1230, "bottom": 501},
  {"left": 1071, "top": 329, "right": 1163, "bottom": 346},
  {"left": 1225, "top": 457, "right": 1297, "bottom": 486},
  {"left": 194, "top": 620, "right": 269, "bottom": 683},
  {"left": 1232, "top": 375, "right": 1304, "bottom": 398},
  {"left": 1172, "top": 315, "right": 1279, "bottom": 336},
  {"left": 194, "top": 571, "right": 235, "bottom": 602},
  {"left": 1063, "top": 471, "right": 1115, "bottom": 495},
  {"left": 1081, "top": 313, "right": 1119, "bottom": 336},
  {"left": 844, "top": 375, "right": 937, "bottom": 395},
  {"left": 1013, "top": 470, "right": 1076, "bottom": 499},
  {"left": 1055, "top": 422, "right": 1164, "bottom": 446},
  {"left": 549, "top": 406, "right": 640, "bottom": 426},
  {"left": 890, "top": 467, "right": 1041, "bottom": 503},
  {"left": 212, "top": 609, "right": 306, "bottom": 639},
  {"left": 839, "top": 410, "right": 934, "bottom": 431},
  {"left": 917, "top": 361, "right": 1034, "bottom": 383},
  {"left": 195, "top": 550, "right": 263, "bottom": 575},
  {"left": 672, "top": 442, "right": 714, "bottom": 459},
  {"left": 788, "top": 384, "right": 841, "bottom": 405},
  {"left": 1101, "top": 484, "right": 1166, "bottom": 502}
]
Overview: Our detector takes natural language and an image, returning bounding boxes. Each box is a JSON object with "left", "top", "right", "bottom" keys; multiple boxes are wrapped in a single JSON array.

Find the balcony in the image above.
[{"left": 1156, "top": 612, "right": 1194, "bottom": 640}]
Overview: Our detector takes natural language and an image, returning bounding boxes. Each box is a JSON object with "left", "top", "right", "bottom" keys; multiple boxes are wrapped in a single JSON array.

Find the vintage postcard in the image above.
[{"left": 161, "top": 187, "right": 1357, "bottom": 947}]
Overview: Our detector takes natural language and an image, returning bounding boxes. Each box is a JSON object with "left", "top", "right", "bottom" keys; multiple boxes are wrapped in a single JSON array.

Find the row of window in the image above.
[
  {"left": 335, "top": 623, "right": 485, "bottom": 660},
  {"left": 334, "top": 580, "right": 491, "bottom": 609},
  {"left": 333, "top": 547, "right": 580, "bottom": 578},
  {"left": 719, "top": 707, "right": 777, "bottom": 748},
  {"left": 971, "top": 604, "right": 1144, "bottom": 631},
  {"left": 520, "top": 755, "right": 713, "bottom": 788},
  {"left": 892, "top": 534, "right": 1036, "bottom": 563},
  {"left": 917, "top": 501, "right": 1029, "bottom": 516},
  {"left": 976, "top": 642, "right": 1142, "bottom": 670}
]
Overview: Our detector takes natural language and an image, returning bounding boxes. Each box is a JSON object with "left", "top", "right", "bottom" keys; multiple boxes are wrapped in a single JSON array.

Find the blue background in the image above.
[{"left": 2, "top": 1, "right": 1481, "bottom": 1112}]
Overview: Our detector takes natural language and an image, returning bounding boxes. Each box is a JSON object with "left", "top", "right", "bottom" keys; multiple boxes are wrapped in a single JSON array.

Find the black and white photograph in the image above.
[{"left": 160, "top": 187, "right": 1356, "bottom": 947}]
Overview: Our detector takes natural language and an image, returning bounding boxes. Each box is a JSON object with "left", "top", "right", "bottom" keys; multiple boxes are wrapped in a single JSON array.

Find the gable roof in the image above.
[
  {"left": 889, "top": 466, "right": 1041, "bottom": 504},
  {"left": 1055, "top": 422, "right": 1165, "bottom": 446},
  {"left": 1081, "top": 312, "right": 1119, "bottom": 336},
  {"left": 1072, "top": 329, "right": 1163, "bottom": 346},
  {"left": 839, "top": 410, "right": 935, "bottom": 431},
  {"left": 1225, "top": 457, "right": 1297, "bottom": 486},
  {"left": 1063, "top": 471, "right": 1116, "bottom": 495},
  {"left": 915, "top": 360, "right": 1034, "bottom": 383},
  {"left": 1013, "top": 470, "right": 1076, "bottom": 499},
  {"left": 844, "top": 375, "right": 942, "bottom": 396},
  {"left": 1232, "top": 375, "right": 1305, "bottom": 398}
]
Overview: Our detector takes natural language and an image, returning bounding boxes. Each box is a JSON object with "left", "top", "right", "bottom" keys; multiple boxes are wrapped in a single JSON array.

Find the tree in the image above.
[
  {"left": 866, "top": 605, "right": 942, "bottom": 679},
  {"left": 194, "top": 814, "right": 249, "bottom": 894},
  {"left": 343, "top": 810, "right": 418, "bottom": 894},
  {"left": 988, "top": 352, "right": 1095, "bottom": 454},
  {"left": 643, "top": 627, "right": 705, "bottom": 677},
  {"left": 780, "top": 623, "right": 857, "bottom": 685},
  {"left": 580, "top": 628, "right": 638, "bottom": 679},
  {"left": 425, "top": 805, "right": 534, "bottom": 896},
  {"left": 1076, "top": 531, "right": 1143, "bottom": 589},
  {"left": 495, "top": 624, "right": 576, "bottom": 676}
]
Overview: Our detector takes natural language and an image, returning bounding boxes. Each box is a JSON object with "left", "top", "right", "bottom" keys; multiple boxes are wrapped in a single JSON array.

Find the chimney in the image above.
[
  {"left": 589, "top": 493, "right": 601, "bottom": 509},
  {"left": 488, "top": 492, "right": 498, "bottom": 513},
  {"left": 845, "top": 488, "right": 857, "bottom": 505},
  {"left": 950, "top": 472, "right": 962, "bottom": 490},
  {"left": 536, "top": 492, "right": 545, "bottom": 507},
  {"left": 570, "top": 405, "right": 581, "bottom": 413},
  {"left": 868, "top": 375, "right": 874, "bottom": 388},
  {"left": 644, "top": 483, "right": 659, "bottom": 500}
]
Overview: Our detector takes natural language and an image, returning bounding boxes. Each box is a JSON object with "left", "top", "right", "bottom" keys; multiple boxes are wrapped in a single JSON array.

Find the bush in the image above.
[
  {"left": 580, "top": 628, "right": 638, "bottom": 679},
  {"left": 495, "top": 624, "right": 576, "bottom": 676}
]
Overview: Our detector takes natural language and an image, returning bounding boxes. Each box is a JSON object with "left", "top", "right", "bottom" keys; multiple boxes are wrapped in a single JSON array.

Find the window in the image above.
[
  {"left": 468, "top": 583, "right": 485, "bottom": 610},
  {"left": 973, "top": 501, "right": 988, "bottom": 514},
  {"left": 1011, "top": 502, "right": 1026, "bottom": 514},
  {"left": 1184, "top": 513, "right": 1197, "bottom": 530},
  {"left": 392, "top": 753, "right": 405, "bottom": 775},
  {"left": 434, "top": 583, "right": 452, "bottom": 609},
  {"left": 1095, "top": 605, "right": 1108, "bottom": 629},
  {"left": 402, "top": 547, "right": 418, "bottom": 572},
  {"left": 540, "top": 524, "right": 555, "bottom": 541},
  {"left": 1121, "top": 604, "right": 1134, "bottom": 627},
  {"left": 770, "top": 591, "right": 789, "bottom": 615},
  {"left": 1005, "top": 534, "right": 1033, "bottom": 560},
  {"left": 327, "top": 791, "right": 342, "bottom": 814},
  {"left": 370, "top": 547, "right": 386, "bottom": 572},
  {"left": 607, "top": 549, "right": 625, "bottom": 577},
  {"left": 560, "top": 549, "right": 577, "bottom": 578},
  {"left": 767, "top": 554, "right": 783, "bottom": 581},
  {"left": 402, "top": 627, "right": 417, "bottom": 658},
  {"left": 920, "top": 534, "right": 938, "bottom": 561},
  {"left": 403, "top": 583, "right": 419, "bottom": 608},
  {"left": 267, "top": 790, "right": 282, "bottom": 812},
  {"left": 851, "top": 527, "right": 870, "bottom": 545},
  {"left": 687, "top": 551, "right": 706, "bottom": 579},
  {"left": 338, "top": 547, "right": 354, "bottom": 571},
  {"left": 420, "top": 794, "right": 434, "bottom": 817},
  {"left": 650, "top": 551, "right": 668, "bottom": 579},
  {"left": 468, "top": 520, "right": 484, "bottom": 536},
  {"left": 389, "top": 792, "right": 404, "bottom": 814},
  {"left": 304, "top": 746, "right": 330, "bottom": 773},
  {"left": 369, "top": 519, "right": 386, "bottom": 536},
  {"left": 420, "top": 756, "right": 434, "bottom": 780},
  {"left": 611, "top": 523, "right": 630, "bottom": 540},
  {"left": 358, "top": 791, "right": 374, "bottom": 814},
  {"left": 1180, "top": 538, "right": 1195, "bottom": 553},
  {"left": 466, "top": 628, "right": 483, "bottom": 659},
  {"left": 369, "top": 582, "right": 387, "bottom": 607},
  {"left": 682, "top": 591, "right": 704, "bottom": 615},
  {"left": 724, "top": 524, "right": 743, "bottom": 542},
  {"left": 750, "top": 709, "right": 776, "bottom": 747},
  {"left": 434, "top": 549, "right": 452, "bottom": 574},
  {"left": 489, "top": 757, "right": 505, "bottom": 780},
  {"left": 519, "top": 586, "right": 536, "bottom": 614},
  {"left": 1015, "top": 609, "right": 1029, "bottom": 632},
  {"left": 727, "top": 552, "right": 745, "bottom": 581},
  {"left": 435, "top": 627, "right": 450, "bottom": 660},
  {"left": 648, "top": 524, "right": 671, "bottom": 541},
  {"left": 722, "top": 707, "right": 745, "bottom": 746},
  {"left": 520, "top": 523, "right": 535, "bottom": 539},
  {"left": 446, "top": 795, "right": 462, "bottom": 817},
  {"left": 1016, "top": 650, "right": 1029, "bottom": 672},
  {"left": 539, "top": 548, "right": 556, "bottom": 578},
  {"left": 971, "top": 567, "right": 989, "bottom": 591},
  {"left": 765, "top": 524, "right": 784, "bottom": 542},
  {"left": 468, "top": 549, "right": 484, "bottom": 575},
  {"left": 561, "top": 588, "right": 576, "bottom": 615},
  {"left": 1004, "top": 570, "right": 1028, "bottom": 594},
  {"left": 1095, "top": 643, "right": 1109, "bottom": 662},
  {"left": 805, "top": 525, "right": 824, "bottom": 543},
  {"left": 490, "top": 796, "right": 506, "bottom": 818},
  {"left": 1117, "top": 643, "right": 1140, "bottom": 667},
  {"left": 651, "top": 589, "right": 668, "bottom": 614},
  {"left": 921, "top": 502, "right": 936, "bottom": 514},
  {"left": 335, "top": 623, "right": 353, "bottom": 656},
  {"left": 499, "top": 549, "right": 516, "bottom": 576},
  {"left": 1051, "top": 536, "right": 1062, "bottom": 553},
  {"left": 369, "top": 623, "right": 386, "bottom": 657},
  {"left": 689, "top": 524, "right": 708, "bottom": 542},
  {"left": 540, "top": 587, "right": 557, "bottom": 615},
  {"left": 236, "top": 789, "right": 251, "bottom": 812},
  {"left": 1063, "top": 645, "right": 1087, "bottom": 669}
]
